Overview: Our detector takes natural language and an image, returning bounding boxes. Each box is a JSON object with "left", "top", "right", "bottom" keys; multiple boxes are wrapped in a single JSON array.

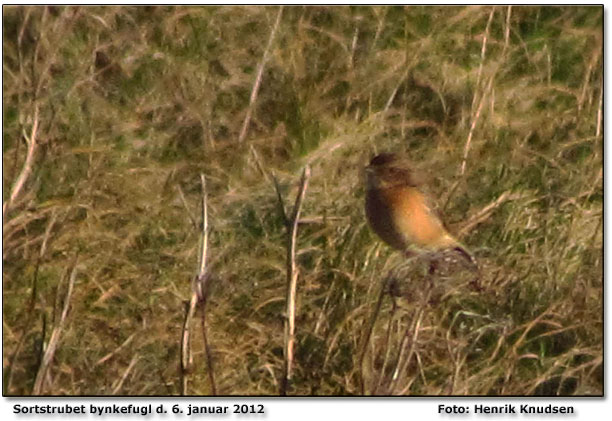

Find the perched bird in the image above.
[{"left": 364, "top": 153, "right": 477, "bottom": 270}]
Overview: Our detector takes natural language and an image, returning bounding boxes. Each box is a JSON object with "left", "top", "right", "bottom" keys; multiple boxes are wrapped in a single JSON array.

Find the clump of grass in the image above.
[{"left": 3, "top": 5, "right": 601, "bottom": 395}]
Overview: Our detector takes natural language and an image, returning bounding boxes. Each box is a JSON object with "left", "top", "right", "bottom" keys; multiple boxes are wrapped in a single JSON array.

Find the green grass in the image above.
[{"left": 2, "top": 5, "right": 602, "bottom": 396}]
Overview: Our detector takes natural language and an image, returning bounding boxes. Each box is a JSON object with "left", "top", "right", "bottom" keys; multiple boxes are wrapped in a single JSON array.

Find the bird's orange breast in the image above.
[{"left": 366, "top": 185, "right": 455, "bottom": 251}]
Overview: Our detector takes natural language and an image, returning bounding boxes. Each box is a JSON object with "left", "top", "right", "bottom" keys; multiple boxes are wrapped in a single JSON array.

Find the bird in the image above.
[{"left": 364, "top": 152, "right": 477, "bottom": 270}]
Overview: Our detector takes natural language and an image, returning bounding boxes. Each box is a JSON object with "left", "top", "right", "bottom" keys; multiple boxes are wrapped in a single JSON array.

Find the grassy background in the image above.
[{"left": 2, "top": 5, "right": 602, "bottom": 396}]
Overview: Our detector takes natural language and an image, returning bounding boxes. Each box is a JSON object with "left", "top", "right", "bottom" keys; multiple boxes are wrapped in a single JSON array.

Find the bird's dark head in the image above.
[
  {"left": 365, "top": 152, "right": 419, "bottom": 188},
  {"left": 368, "top": 153, "right": 399, "bottom": 168}
]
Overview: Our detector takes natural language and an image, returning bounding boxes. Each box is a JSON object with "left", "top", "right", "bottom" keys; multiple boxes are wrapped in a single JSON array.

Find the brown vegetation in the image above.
[{"left": 2, "top": 5, "right": 602, "bottom": 395}]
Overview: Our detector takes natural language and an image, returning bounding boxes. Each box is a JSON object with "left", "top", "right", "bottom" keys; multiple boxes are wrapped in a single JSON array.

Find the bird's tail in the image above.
[{"left": 453, "top": 245, "right": 478, "bottom": 271}]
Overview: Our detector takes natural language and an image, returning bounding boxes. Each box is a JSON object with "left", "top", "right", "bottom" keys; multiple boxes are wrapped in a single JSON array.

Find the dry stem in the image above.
[
  {"left": 3, "top": 105, "right": 39, "bottom": 217},
  {"left": 278, "top": 166, "right": 311, "bottom": 395},
  {"left": 238, "top": 6, "right": 283, "bottom": 143},
  {"left": 180, "top": 174, "right": 216, "bottom": 395},
  {"left": 32, "top": 259, "right": 78, "bottom": 395}
]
